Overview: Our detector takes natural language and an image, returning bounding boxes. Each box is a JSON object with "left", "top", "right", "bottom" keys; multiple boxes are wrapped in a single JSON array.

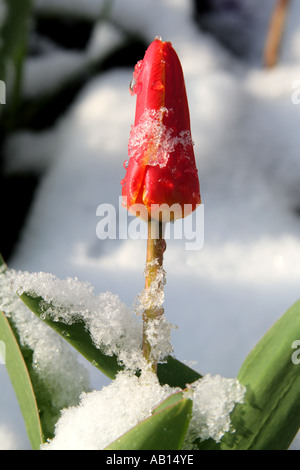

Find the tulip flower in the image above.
[
  {"left": 122, "top": 36, "right": 201, "bottom": 222},
  {"left": 122, "top": 37, "right": 201, "bottom": 372}
]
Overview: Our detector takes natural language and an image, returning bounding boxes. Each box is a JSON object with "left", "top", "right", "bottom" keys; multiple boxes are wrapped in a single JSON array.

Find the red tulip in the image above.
[{"left": 122, "top": 36, "right": 201, "bottom": 222}]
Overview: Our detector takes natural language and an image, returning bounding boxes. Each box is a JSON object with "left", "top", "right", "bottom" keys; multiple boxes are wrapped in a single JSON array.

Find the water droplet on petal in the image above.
[
  {"left": 130, "top": 78, "right": 143, "bottom": 95},
  {"left": 151, "top": 80, "right": 164, "bottom": 91},
  {"left": 130, "top": 60, "right": 144, "bottom": 95},
  {"left": 129, "top": 76, "right": 136, "bottom": 94},
  {"left": 123, "top": 160, "right": 129, "bottom": 169},
  {"left": 120, "top": 178, "right": 126, "bottom": 187},
  {"left": 134, "top": 82, "right": 143, "bottom": 95},
  {"left": 155, "top": 35, "right": 163, "bottom": 42}
]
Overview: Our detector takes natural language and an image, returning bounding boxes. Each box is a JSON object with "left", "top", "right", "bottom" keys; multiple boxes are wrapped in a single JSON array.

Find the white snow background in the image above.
[{"left": 1, "top": 0, "right": 300, "bottom": 449}]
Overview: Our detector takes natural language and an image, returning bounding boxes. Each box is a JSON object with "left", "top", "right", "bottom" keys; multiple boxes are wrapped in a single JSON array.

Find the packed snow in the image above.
[{"left": 1, "top": 0, "right": 300, "bottom": 450}]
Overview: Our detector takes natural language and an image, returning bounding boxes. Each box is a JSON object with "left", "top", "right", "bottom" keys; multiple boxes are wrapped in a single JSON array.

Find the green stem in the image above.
[{"left": 143, "top": 219, "right": 166, "bottom": 373}]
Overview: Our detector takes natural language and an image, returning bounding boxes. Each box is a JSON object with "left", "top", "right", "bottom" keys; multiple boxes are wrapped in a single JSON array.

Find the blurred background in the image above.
[
  {"left": 0, "top": 0, "right": 288, "bottom": 261},
  {"left": 0, "top": 0, "right": 300, "bottom": 449}
]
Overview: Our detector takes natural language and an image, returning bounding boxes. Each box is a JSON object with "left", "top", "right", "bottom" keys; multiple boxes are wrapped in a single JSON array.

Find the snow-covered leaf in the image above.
[
  {"left": 20, "top": 290, "right": 202, "bottom": 388},
  {"left": 20, "top": 292, "right": 121, "bottom": 380},
  {"left": 105, "top": 391, "right": 192, "bottom": 450}
]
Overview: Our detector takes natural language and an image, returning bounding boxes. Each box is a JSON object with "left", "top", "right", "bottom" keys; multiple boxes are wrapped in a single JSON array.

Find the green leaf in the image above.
[
  {"left": 20, "top": 293, "right": 121, "bottom": 380},
  {"left": 158, "top": 356, "right": 202, "bottom": 388},
  {"left": 152, "top": 390, "right": 184, "bottom": 413},
  {"left": 0, "top": 0, "right": 32, "bottom": 125},
  {"left": 7, "top": 315, "right": 64, "bottom": 442},
  {"left": 20, "top": 291, "right": 202, "bottom": 387},
  {"left": 105, "top": 391, "right": 193, "bottom": 450},
  {"left": 200, "top": 299, "right": 300, "bottom": 450},
  {"left": 0, "top": 311, "right": 43, "bottom": 450},
  {"left": 0, "top": 253, "right": 6, "bottom": 268}
]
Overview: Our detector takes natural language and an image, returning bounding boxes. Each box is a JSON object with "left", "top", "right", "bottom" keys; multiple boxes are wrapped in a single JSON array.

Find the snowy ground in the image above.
[{"left": 1, "top": 0, "right": 300, "bottom": 450}]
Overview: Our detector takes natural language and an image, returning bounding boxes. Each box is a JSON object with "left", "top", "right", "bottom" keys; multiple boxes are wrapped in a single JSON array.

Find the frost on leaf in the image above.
[{"left": 183, "top": 374, "right": 246, "bottom": 448}]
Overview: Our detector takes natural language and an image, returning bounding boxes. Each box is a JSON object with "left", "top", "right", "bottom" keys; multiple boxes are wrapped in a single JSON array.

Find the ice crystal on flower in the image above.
[{"left": 128, "top": 107, "right": 194, "bottom": 169}]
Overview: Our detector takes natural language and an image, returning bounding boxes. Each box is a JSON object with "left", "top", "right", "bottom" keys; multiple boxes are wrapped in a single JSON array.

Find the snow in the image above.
[
  {"left": 136, "top": 261, "right": 175, "bottom": 363},
  {"left": 23, "top": 21, "right": 125, "bottom": 100},
  {"left": 40, "top": 370, "right": 245, "bottom": 450},
  {"left": 1, "top": 0, "right": 300, "bottom": 451},
  {"left": 184, "top": 374, "right": 245, "bottom": 445},
  {"left": 137, "top": 262, "right": 166, "bottom": 312},
  {"left": 41, "top": 370, "right": 179, "bottom": 450}
]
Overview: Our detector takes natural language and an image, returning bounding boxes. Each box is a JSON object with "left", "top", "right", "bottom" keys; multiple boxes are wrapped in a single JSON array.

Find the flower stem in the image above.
[
  {"left": 143, "top": 219, "right": 166, "bottom": 373},
  {"left": 263, "top": 0, "right": 290, "bottom": 68}
]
